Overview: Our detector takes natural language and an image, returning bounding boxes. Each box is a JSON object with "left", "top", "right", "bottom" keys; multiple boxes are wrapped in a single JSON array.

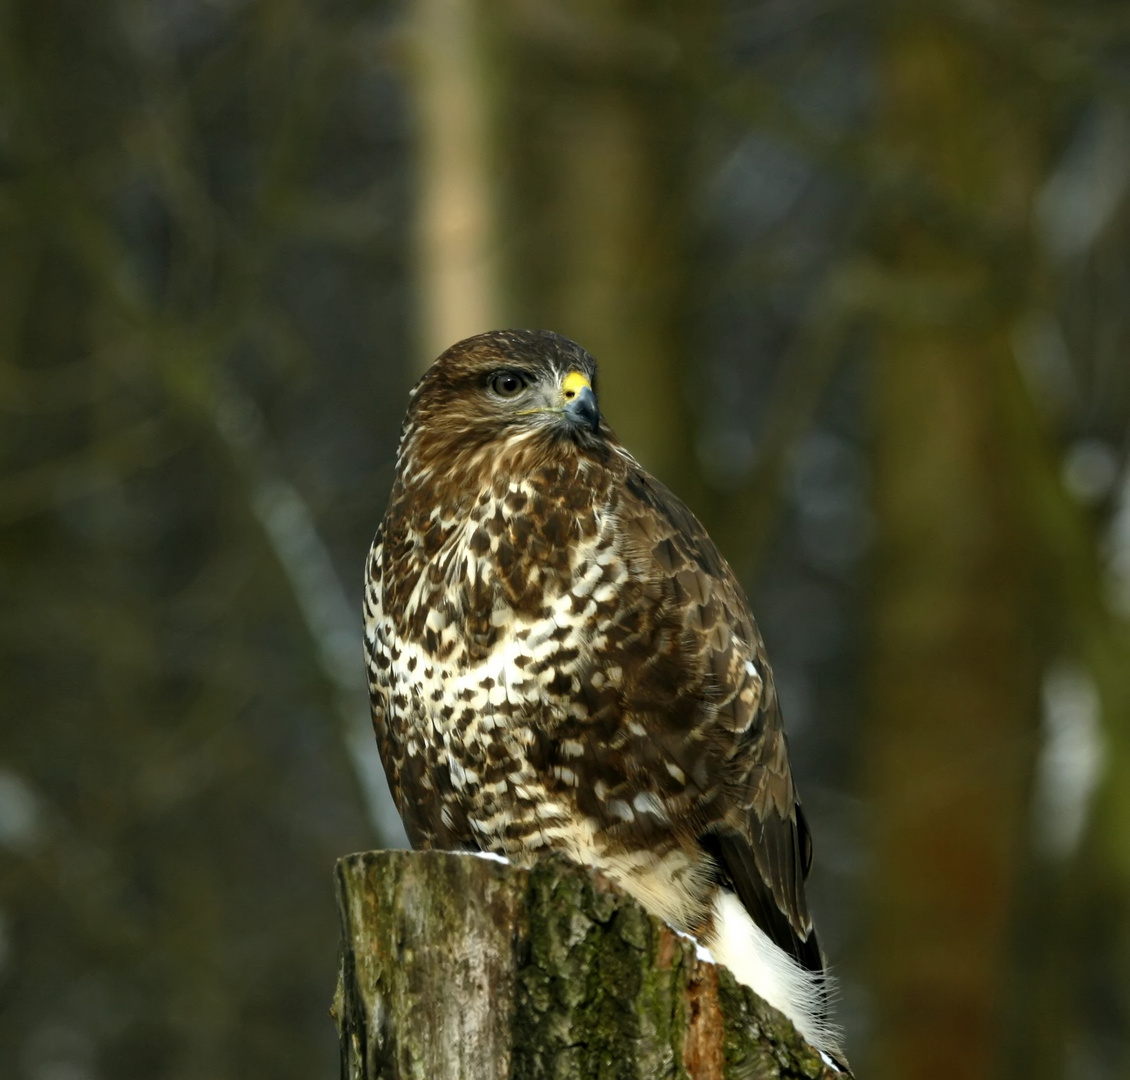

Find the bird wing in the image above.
[{"left": 613, "top": 463, "right": 823, "bottom": 973}]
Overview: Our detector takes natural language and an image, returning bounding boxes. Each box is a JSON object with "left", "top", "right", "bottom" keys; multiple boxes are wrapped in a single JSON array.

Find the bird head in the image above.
[{"left": 396, "top": 330, "right": 610, "bottom": 488}]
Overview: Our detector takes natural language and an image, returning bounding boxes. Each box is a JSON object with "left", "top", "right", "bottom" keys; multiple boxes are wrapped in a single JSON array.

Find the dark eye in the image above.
[{"left": 491, "top": 371, "right": 527, "bottom": 398}]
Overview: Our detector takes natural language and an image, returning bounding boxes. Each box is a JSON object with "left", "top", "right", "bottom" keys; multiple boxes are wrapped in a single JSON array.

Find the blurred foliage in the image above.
[
  {"left": 2, "top": 2, "right": 1130, "bottom": 1080},
  {"left": 0, "top": 0, "right": 411, "bottom": 1075}
]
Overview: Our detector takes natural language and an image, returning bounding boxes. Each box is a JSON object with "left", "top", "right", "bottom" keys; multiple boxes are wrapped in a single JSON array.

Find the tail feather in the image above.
[{"left": 706, "top": 889, "right": 844, "bottom": 1062}]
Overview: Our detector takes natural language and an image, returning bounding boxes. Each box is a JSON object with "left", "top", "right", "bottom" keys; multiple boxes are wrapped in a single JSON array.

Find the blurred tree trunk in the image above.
[
  {"left": 1006, "top": 379, "right": 1130, "bottom": 1079},
  {"left": 410, "top": 0, "right": 505, "bottom": 366},
  {"left": 493, "top": 1, "right": 711, "bottom": 496},
  {"left": 864, "top": 15, "right": 1048, "bottom": 1080},
  {"left": 407, "top": 1, "right": 708, "bottom": 501},
  {"left": 333, "top": 850, "right": 840, "bottom": 1080}
]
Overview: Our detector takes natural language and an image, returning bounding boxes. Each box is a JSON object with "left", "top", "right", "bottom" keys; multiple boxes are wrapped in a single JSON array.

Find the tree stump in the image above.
[{"left": 332, "top": 850, "right": 839, "bottom": 1080}]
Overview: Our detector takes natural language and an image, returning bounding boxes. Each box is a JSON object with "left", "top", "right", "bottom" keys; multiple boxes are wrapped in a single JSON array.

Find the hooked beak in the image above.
[{"left": 561, "top": 372, "right": 600, "bottom": 433}]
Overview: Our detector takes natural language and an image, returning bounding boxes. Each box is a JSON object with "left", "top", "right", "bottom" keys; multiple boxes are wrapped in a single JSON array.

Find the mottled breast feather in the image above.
[{"left": 363, "top": 329, "right": 834, "bottom": 1048}]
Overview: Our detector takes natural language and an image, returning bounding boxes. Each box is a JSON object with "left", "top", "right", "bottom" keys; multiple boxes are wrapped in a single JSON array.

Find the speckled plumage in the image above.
[{"left": 364, "top": 330, "right": 842, "bottom": 1060}]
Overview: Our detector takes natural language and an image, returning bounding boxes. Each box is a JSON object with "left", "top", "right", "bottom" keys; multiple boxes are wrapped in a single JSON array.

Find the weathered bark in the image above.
[{"left": 333, "top": 850, "right": 838, "bottom": 1080}]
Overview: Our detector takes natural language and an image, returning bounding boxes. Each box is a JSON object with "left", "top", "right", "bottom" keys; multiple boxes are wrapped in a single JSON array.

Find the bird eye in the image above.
[{"left": 491, "top": 372, "right": 527, "bottom": 398}]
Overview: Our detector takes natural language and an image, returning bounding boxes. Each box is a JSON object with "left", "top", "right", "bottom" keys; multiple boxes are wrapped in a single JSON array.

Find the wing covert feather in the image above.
[{"left": 616, "top": 465, "right": 821, "bottom": 971}]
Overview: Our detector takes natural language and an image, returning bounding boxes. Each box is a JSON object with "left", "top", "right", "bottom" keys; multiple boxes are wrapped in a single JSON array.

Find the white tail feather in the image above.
[{"left": 706, "top": 890, "right": 843, "bottom": 1058}]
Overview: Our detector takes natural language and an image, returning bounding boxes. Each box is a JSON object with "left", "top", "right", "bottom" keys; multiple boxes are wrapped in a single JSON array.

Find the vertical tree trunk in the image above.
[
  {"left": 494, "top": 2, "right": 710, "bottom": 496},
  {"left": 409, "top": 0, "right": 504, "bottom": 366},
  {"left": 408, "top": 2, "right": 709, "bottom": 504},
  {"left": 333, "top": 851, "right": 841, "bottom": 1080},
  {"left": 1009, "top": 376, "right": 1130, "bottom": 1079},
  {"left": 864, "top": 15, "right": 1048, "bottom": 1080}
]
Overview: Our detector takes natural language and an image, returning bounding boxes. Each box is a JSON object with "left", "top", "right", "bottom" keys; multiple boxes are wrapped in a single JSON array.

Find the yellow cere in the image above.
[{"left": 562, "top": 371, "right": 591, "bottom": 401}]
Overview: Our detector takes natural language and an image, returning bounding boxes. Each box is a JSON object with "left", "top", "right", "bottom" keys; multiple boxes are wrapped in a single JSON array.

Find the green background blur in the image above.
[{"left": 2, "top": 2, "right": 1130, "bottom": 1079}]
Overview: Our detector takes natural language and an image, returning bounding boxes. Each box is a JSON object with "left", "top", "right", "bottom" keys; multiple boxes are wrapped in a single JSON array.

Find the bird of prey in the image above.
[{"left": 364, "top": 329, "right": 841, "bottom": 1059}]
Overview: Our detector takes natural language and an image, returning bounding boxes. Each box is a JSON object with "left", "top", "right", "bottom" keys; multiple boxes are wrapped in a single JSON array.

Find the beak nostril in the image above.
[{"left": 564, "top": 390, "right": 575, "bottom": 399}]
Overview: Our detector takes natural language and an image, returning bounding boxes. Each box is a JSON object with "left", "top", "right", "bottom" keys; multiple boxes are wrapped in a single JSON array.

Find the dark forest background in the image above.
[{"left": 3, "top": 2, "right": 1130, "bottom": 1079}]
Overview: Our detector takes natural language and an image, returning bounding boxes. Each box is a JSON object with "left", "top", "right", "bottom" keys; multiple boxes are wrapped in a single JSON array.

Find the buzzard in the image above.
[{"left": 364, "top": 330, "right": 841, "bottom": 1059}]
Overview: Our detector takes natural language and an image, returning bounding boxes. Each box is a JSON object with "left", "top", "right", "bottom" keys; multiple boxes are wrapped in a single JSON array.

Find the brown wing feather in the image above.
[{"left": 615, "top": 463, "right": 822, "bottom": 972}]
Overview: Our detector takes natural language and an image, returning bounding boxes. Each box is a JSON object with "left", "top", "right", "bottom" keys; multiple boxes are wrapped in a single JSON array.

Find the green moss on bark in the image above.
[
  {"left": 334, "top": 851, "right": 842, "bottom": 1080},
  {"left": 511, "top": 857, "right": 688, "bottom": 1079},
  {"left": 716, "top": 967, "right": 829, "bottom": 1080}
]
